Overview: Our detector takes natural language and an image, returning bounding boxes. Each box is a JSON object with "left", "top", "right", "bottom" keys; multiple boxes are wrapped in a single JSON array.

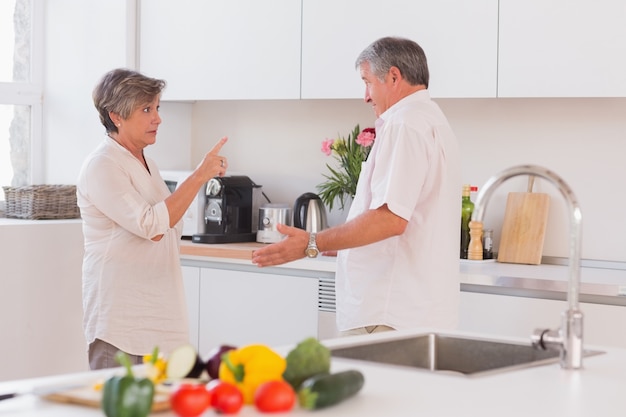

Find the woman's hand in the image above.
[
  {"left": 196, "top": 136, "right": 229, "bottom": 181},
  {"left": 164, "top": 137, "right": 229, "bottom": 230}
]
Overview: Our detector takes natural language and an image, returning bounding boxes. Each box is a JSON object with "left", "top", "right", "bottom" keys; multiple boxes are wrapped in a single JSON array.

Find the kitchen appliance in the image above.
[
  {"left": 192, "top": 175, "right": 264, "bottom": 244},
  {"left": 161, "top": 170, "right": 204, "bottom": 238},
  {"left": 293, "top": 192, "right": 328, "bottom": 233},
  {"left": 256, "top": 203, "right": 292, "bottom": 243}
]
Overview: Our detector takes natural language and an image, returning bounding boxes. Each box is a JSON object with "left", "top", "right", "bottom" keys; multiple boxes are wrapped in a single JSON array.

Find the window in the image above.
[{"left": 0, "top": 0, "right": 42, "bottom": 197}]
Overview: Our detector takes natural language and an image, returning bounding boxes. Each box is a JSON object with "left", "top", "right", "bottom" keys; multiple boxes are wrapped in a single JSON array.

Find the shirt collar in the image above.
[{"left": 375, "top": 89, "right": 431, "bottom": 128}]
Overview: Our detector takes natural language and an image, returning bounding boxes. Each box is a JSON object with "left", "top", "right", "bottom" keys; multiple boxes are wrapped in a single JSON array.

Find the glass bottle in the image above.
[
  {"left": 482, "top": 229, "right": 494, "bottom": 260},
  {"left": 460, "top": 184, "right": 476, "bottom": 259}
]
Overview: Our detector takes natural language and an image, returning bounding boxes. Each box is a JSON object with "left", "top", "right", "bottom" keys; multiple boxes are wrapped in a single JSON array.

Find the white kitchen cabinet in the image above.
[
  {"left": 139, "top": 0, "right": 301, "bottom": 100},
  {"left": 181, "top": 266, "right": 200, "bottom": 350},
  {"left": 197, "top": 267, "right": 318, "bottom": 355},
  {"left": 460, "top": 291, "right": 626, "bottom": 348},
  {"left": 498, "top": 0, "right": 626, "bottom": 97},
  {"left": 0, "top": 220, "right": 88, "bottom": 381},
  {"left": 301, "top": 0, "right": 498, "bottom": 99}
]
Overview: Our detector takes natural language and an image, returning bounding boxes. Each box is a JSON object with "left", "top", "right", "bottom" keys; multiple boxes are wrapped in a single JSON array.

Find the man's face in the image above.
[{"left": 359, "top": 61, "right": 393, "bottom": 117}]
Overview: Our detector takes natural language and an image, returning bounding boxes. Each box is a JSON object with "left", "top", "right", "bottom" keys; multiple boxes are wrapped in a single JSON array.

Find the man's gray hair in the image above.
[{"left": 355, "top": 37, "right": 429, "bottom": 88}]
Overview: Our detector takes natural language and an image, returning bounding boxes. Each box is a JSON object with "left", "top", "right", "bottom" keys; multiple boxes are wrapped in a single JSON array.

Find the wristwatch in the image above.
[{"left": 305, "top": 233, "right": 319, "bottom": 258}]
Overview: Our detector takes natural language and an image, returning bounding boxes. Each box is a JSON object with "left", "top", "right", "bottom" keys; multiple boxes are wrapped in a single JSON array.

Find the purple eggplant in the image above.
[
  {"left": 205, "top": 345, "right": 237, "bottom": 379},
  {"left": 166, "top": 344, "right": 205, "bottom": 380}
]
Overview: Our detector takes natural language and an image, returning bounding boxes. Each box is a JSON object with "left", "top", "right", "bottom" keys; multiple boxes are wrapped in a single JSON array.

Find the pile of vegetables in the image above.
[{"left": 101, "top": 337, "right": 364, "bottom": 416}]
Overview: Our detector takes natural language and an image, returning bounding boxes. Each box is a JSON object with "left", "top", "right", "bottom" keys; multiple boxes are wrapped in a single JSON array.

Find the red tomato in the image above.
[
  {"left": 170, "top": 383, "right": 212, "bottom": 417},
  {"left": 254, "top": 380, "right": 296, "bottom": 413},
  {"left": 208, "top": 381, "right": 244, "bottom": 414}
]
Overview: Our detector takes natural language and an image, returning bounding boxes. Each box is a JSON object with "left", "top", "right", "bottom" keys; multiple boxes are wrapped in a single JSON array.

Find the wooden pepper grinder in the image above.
[{"left": 468, "top": 220, "right": 484, "bottom": 260}]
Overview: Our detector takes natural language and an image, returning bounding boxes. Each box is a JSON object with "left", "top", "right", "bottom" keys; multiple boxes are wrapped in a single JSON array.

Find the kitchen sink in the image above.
[{"left": 330, "top": 332, "right": 603, "bottom": 377}]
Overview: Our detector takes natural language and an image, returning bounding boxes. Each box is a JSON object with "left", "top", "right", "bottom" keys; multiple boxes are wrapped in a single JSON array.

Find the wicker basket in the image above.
[{"left": 2, "top": 185, "right": 80, "bottom": 220}]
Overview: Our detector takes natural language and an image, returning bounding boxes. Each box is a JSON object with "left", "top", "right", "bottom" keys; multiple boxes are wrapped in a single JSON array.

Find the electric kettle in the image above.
[{"left": 293, "top": 192, "right": 328, "bottom": 233}]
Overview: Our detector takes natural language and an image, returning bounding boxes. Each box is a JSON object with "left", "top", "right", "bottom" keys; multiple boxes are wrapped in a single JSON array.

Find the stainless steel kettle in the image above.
[{"left": 293, "top": 192, "right": 328, "bottom": 233}]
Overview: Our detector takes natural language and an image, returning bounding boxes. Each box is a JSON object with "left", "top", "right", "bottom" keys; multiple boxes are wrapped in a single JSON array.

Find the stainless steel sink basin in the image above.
[{"left": 330, "top": 333, "right": 603, "bottom": 377}]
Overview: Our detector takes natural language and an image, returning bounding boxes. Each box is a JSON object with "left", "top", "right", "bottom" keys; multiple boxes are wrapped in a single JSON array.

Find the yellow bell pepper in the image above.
[
  {"left": 143, "top": 346, "right": 167, "bottom": 385},
  {"left": 218, "top": 344, "right": 287, "bottom": 404}
]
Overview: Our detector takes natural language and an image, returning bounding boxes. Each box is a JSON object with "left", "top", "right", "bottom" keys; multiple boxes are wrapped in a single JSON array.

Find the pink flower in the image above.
[
  {"left": 321, "top": 138, "right": 335, "bottom": 156},
  {"left": 356, "top": 128, "right": 376, "bottom": 147}
]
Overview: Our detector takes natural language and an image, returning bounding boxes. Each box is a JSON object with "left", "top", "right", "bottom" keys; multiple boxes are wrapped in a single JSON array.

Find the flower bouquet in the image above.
[{"left": 317, "top": 124, "right": 376, "bottom": 211}]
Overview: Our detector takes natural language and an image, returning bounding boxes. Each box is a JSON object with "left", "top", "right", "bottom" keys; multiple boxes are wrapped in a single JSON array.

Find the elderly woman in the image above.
[{"left": 77, "top": 68, "right": 228, "bottom": 369}]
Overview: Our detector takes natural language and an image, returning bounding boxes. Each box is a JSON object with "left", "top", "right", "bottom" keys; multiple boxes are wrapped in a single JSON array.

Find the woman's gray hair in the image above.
[
  {"left": 355, "top": 37, "right": 429, "bottom": 88},
  {"left": 93, "top": 68, "right": 166, "bottom": 134}
]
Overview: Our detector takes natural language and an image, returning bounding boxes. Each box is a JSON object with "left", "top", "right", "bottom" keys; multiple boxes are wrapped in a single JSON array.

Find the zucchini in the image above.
[{"left": 297, "top": 370, "right": 365, "bottom": 410}]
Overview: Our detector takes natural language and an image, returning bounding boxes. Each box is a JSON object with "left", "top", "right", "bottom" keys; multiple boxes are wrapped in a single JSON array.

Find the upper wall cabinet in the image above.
[
  {"left": 498, "top": 0, "right": 626, "bottom": 97},
  {"left": 300, "top": 0, "right": 498, "bottom": 99},
  {"left": 139, "top": 0, "right": 301, "bottom": 100}
]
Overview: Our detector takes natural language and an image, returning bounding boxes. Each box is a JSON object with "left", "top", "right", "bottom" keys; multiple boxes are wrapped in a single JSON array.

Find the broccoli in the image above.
[{"left": 282, "top": 337, "right": 331, "bottom": 389}]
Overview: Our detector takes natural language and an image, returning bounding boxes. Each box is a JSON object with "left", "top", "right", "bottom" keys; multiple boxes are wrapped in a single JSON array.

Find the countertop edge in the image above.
[{"left": 180, "top": 242, "right": 626, "bottom": 306}]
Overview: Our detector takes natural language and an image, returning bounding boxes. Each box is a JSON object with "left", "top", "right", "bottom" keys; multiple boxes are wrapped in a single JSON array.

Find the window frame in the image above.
[{"left": 0, "top": 0, "right": 44, "bottom": 186}]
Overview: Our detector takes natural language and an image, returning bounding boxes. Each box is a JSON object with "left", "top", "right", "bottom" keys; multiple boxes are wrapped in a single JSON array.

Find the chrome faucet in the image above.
[{"left": 472, "top": 164, "right": 584, "bottom": 369}]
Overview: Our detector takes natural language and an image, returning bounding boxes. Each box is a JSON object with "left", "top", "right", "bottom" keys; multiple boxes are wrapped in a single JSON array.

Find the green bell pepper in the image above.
[{"left": 102, "top": 350, "right": 155, "bottom": 417}]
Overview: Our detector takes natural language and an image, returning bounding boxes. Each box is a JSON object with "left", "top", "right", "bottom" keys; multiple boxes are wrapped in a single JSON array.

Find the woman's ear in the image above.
[{"left": 109, "top": 111, "right": 121, "bottom": 126}]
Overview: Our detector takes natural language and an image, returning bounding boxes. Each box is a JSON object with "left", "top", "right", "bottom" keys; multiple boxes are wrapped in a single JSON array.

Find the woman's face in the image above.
[{"left": 119, "top": 96, "right": 162, "bottom": 149}]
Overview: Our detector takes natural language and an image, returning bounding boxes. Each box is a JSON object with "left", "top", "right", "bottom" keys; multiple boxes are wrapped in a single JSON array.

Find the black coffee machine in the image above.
[{"left": 192, "top": 175, "right": 263, "bottom": 244}]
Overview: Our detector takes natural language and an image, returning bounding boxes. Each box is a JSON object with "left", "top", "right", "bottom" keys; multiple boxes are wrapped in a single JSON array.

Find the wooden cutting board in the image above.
[
  {"left": 43, "top": 385, "right": 171, "bottom": 412},
  {"left": 497, "top": 176, "right": 550, "bottom": 265},
  {"left": 180, "top": 240, "right": 261, "bottom": 260}
]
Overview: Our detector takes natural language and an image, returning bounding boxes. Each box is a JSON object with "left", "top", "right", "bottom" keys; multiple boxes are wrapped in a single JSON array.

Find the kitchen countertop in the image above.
[
  {"left": 179, "top": 240, "right": 338, "bottom": 272},
  {"left": 0, "top": 218, "right": 82, "bottom": 226},
  {"left": 6, "top": 221, "right": 626, "bottom": 302},
  {"left": 4, "top": 225, "right": 620, "bottom": 304},
  {"left": 181, "top": 241, "right": 626, "bottom": 305},
  {"left": 460, "top": 258, "right": 626, "bottom": 306},
  {"left": 1, "top": 328, "right": 625, "bottom": 417}
]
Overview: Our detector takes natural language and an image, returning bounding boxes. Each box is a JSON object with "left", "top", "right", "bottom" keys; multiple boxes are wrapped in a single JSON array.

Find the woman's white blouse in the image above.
[{"left": 77, "top": 136, "right": 189, "bottom": 356}]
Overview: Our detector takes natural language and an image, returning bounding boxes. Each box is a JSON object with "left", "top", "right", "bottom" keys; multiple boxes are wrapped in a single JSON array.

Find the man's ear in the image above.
[{"left": 389, "top": 66, "right": 401, "bottom": 84}]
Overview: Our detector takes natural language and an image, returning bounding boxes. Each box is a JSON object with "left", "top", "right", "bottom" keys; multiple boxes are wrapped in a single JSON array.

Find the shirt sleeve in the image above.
[
  {"left": 80, "top": 154, "right": 171, "bottom": 239},
  {"left": 369, "top": 121, "right": 432, "bottom": 221}
]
